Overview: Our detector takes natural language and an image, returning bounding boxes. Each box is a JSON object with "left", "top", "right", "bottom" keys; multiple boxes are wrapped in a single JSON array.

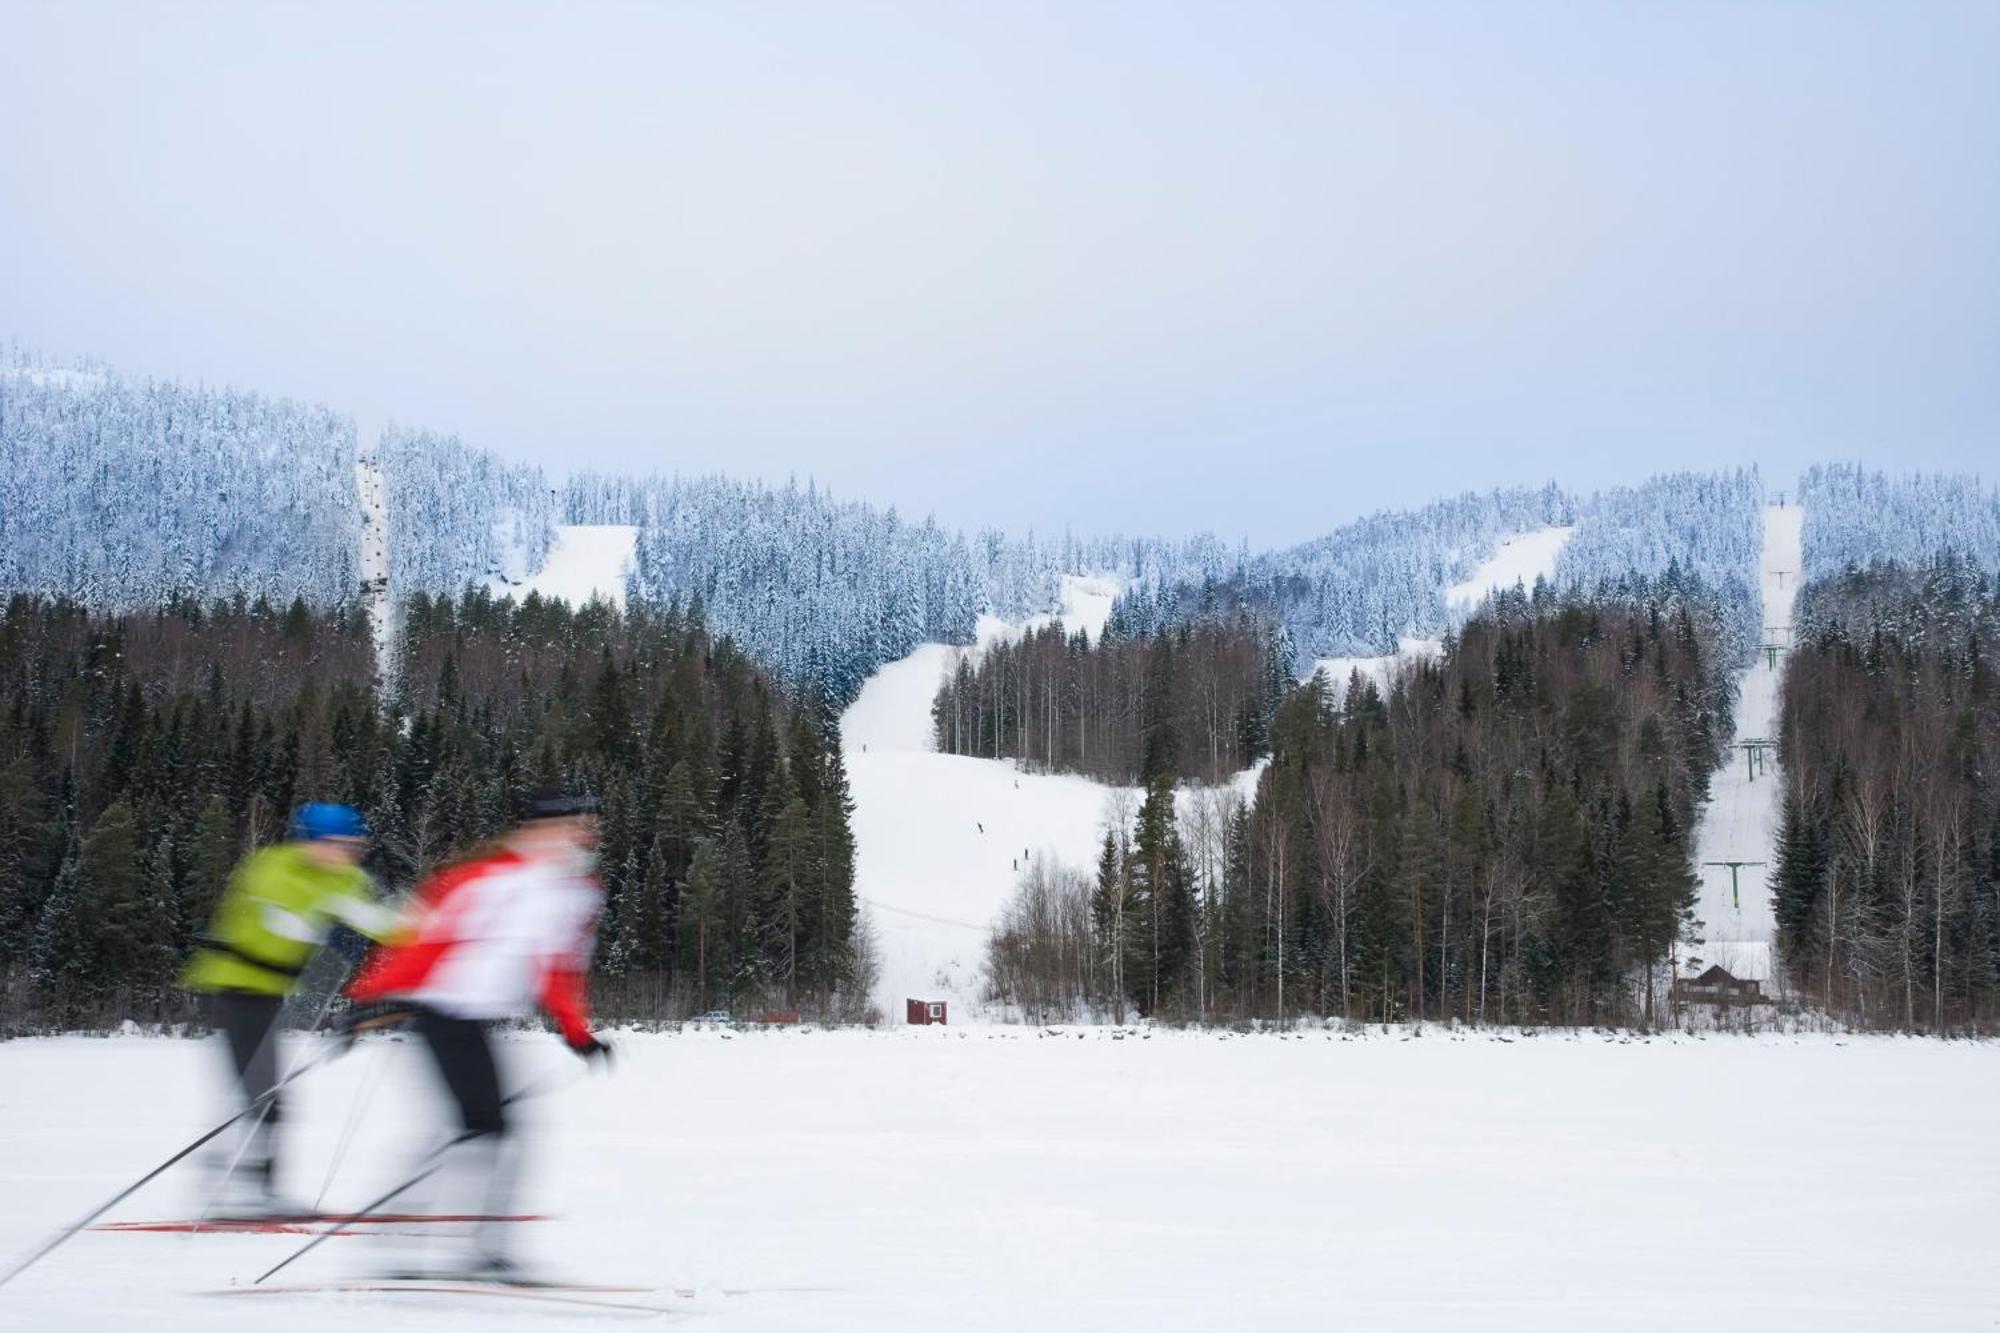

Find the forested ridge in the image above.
[
  {"left": 1772, "top": 562, "right": 2000, "bottom": 1030},
  {"left": 6, "top": 346, "right": 1774, "bottom": 711},
  {"left": 988, "top": 588, "right": 1733, "bottom": 1027},
  {"left": 0, "top": 591, "right": 867, "bottom": 1031}
]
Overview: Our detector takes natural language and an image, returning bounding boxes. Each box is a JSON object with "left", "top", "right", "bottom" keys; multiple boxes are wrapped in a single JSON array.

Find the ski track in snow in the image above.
[
  {"left": 4, "top": 1029, "right": 2000, "bottom": 1332},
  {"left": 494, "top": 525, "right": 637, "bottom": 608},
  {"left": 842, "top": 575, "right": 1253, "bottom": 1020},
  {"left": 1683, "top": 503, "right": 1803, "bottom": 980}
]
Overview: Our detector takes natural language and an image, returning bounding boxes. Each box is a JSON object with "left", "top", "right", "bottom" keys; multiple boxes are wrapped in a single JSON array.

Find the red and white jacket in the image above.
[{"left": 349, "top": 848, "right": 603, "bottom": 1045}]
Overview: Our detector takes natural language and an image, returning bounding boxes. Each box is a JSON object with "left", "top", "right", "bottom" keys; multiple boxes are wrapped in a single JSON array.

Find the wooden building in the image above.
[
  {"left": 1679, "top": 965, "right": 1764, "bottom": 1005},
  {"left": 906, "top": 998, "right": 948, "bottom": 1026}
]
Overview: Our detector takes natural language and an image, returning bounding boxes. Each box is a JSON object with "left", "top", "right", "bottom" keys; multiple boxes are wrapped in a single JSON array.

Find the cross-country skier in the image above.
[
  {"left": 345, "top": 788, "right": 611, "bottom": 1279},
  {"left": 182, "top": 802, "right": 401, "bottom": 1216}
]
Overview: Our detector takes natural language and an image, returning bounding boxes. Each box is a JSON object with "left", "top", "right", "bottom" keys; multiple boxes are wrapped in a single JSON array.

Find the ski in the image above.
[
  {"left": 210, "top": 1277, "right": 674, "bottom": 1314},
  {"left": 96, "top": 1213, "right": 547, "bottom": 1234}
]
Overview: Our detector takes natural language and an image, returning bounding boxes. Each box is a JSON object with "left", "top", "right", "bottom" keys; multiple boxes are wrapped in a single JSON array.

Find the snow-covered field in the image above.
[
  {"left": 494, "top": 525, "right": 638, "bottom": 608},
  {"left": 1684, "top": 503, "right": 1804, "bottom": 979},
  {"left": 3, "top": 1028, "right": 1998, "bottom": 1331}
]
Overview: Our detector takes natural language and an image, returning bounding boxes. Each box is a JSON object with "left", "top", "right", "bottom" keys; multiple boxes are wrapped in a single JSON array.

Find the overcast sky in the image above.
[{"left": 2, "top": 2, "right": 1994, "bottom": 545}]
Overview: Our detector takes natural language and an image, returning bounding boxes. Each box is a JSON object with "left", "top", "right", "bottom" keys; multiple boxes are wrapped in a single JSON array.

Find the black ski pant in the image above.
[
  {"left": 410, "top": 1008, "right": 516, "bottom": 1260},
  {"left": 208, "top": 990, "right": 285, "bottom": 1187},
  {"left": 411, "top": 1008, "right": 507, "bottom": 1137}
]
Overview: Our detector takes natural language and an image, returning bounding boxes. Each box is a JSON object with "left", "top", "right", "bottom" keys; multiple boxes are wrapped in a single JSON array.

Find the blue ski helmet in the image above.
[{"left": 291, "top": 802, "right": 367, "bottom": 842}]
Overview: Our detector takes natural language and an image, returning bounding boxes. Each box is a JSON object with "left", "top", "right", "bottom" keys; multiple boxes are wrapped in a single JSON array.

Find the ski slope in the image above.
[
  {"left": 353, "top": 437, "right": 393, "bottom": 689},
  {"left": 1305, "top": 524, "right": 1571, "bottom": 690},
  {"left": 3, "top": 1028, "right": 1999, "bottom": 1331},
  {"left": 1683, "top": 502, "right": 1804, "bottom": 981},
  {"left": 842, "top": 575, "right": 1253, "bottom": 1020},
  {"left": 1307, "top": 637, "right": 1441, "bottom": 697},
  {"left": 1443, "top": 524, "right": 1574, "bottom": 610},
  {"left": 843, "top": 580, "right": 1132, "bottom": 1020},
  {"left": 493, "top": 525, "right": 637, "bottom": 608}
]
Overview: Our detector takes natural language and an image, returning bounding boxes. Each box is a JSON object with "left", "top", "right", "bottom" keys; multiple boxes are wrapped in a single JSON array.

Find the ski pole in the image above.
[
  {"left": 253, "top": 1062, "right": 582, "bottom": 1285},
  {"left": 252, "top": 1129, "right": 481, "bottom": 1284},
  {"left": 0, "top": 1048, "right": 337, "bottom": 1291},
  {"left": 312, "top": 1039, "right": 387, "bottom": 1213}
]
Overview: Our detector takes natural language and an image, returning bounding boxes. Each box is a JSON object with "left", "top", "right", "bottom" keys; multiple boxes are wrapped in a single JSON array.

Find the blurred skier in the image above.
[
  {"left": 345, "top": 788, "right": 610, "bottom": 1279},
  {"left": 182, "top": 802, "right": 400, "bottom": 1216}
]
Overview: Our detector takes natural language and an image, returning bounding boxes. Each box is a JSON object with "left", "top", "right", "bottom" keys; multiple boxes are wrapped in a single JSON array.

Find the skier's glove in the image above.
[{"left": 568, "top": 1033, "right": 614, "bottom": 1067}]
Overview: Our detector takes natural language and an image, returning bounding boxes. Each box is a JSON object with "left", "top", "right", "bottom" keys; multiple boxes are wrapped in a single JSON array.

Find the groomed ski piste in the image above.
[
  {"left": 352, "top": 431, "right": 393, "bottom": 689},
  {"left": 1680, "top": 502, "right": 1804, "bottom": 986},
  {"left": 845, "top": 574, "right": 1234, "bottom": 1020}
]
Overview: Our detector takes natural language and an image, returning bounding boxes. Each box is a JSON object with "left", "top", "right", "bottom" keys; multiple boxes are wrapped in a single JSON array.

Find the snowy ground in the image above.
[
  {"left": 841, "top": 573, "right": 1263, "bottom": 1019},
  {"left": 493, "top": 525, "right": 638, "bottom": 608},
  {"left": 842, "top": 578, "right": 1140, "bottom": 1019},
  {"left": 1443, "top": 524, "right": 1574, "bottom": 610},
  {"left": 1307, "top": 636, "right": 1441, "bottom": 696},
  {"left": 3, "top": 1028, "right": 1999, "bottom": 1331},
  {"left": 1683, "top": 504, "right": 1804, "bottom": 979}
]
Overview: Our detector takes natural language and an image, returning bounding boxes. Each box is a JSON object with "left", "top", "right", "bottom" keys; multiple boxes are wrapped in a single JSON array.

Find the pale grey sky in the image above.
[{"left": 2, "top": 2, "right": 1995, "bottom": 544}]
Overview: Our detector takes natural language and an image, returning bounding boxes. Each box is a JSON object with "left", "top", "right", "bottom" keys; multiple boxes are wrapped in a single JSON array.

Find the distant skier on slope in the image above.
[
  {"left": 345, "top": 788, "right": 612, "bottom": 1280},
  {"left": 182, "top": 802, "right": 401, "bottom": 1217}
]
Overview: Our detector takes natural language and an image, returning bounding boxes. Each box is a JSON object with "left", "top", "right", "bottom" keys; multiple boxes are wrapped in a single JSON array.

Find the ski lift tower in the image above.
[
  {"left": 1759, "top": 622, "right": 1795, "bottom": 671},
  {"left": 1736, "top": 738, "right": 1775, "bottom": 782},
  {"left": 1704, "top": 860, "right": 1767, "bottom": 910}
]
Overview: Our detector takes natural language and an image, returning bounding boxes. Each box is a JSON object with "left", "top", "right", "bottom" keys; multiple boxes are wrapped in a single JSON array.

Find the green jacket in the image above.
[{"left": 183, "top": 844, "right": 397, "bottom": 997}]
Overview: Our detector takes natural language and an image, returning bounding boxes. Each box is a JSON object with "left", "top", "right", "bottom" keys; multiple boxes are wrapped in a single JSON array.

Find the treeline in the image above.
[
  {"left": 399, "top": 590, "right": 864, "bottom": 1020},
  {"left": 1773, "top": 564, "right": 2000, "bottom": 1030},
  {"left": 987, "top": 592, "right": 1733, "bottom": 1027},
  {"left": 0, "top": 590, "right": 866, "bottom": 1030},
  {"left": 931, "top": 616, "right": 1289, "bottom": 785}
]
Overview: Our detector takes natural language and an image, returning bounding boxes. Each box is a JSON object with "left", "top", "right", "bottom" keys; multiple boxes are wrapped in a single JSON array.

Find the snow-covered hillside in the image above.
[
  {"left": 1444, "top": 524, "right": 1574, "bottom": 610},
  {"left": 1302, "top": 524, "right": 1572, "bottom": 689},
  {"left": 353, "top": 435, "right": 392, "bottom": 688},
  {"left": 1683, "top": 502, "right": 1804, "bottom": 981},
  {"left": 4, "top": 1029, "right": 1998, "bottom": 1331},
  {"left": 842, "top": 575, "right": 1255, "bottom": 1020},
  {"left": 1307, "top": 636, "right": 1440, "bottom": 694},
  {"left": 843, "top": 581, "right": 1131, "bottom": 1018},
  {"left": 493, "top": 524, "right": 637, "bottom": 607}
]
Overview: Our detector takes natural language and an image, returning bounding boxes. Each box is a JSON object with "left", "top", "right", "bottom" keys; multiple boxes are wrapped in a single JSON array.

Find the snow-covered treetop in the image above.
[{"left": 1798, "top": 464, "right": 2000, "bottom": 581}]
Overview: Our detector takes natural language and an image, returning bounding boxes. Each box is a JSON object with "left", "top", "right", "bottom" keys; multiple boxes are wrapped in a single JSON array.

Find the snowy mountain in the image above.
[{"left": 6, "top": 344, "right": 1994, "bottom": 729}]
